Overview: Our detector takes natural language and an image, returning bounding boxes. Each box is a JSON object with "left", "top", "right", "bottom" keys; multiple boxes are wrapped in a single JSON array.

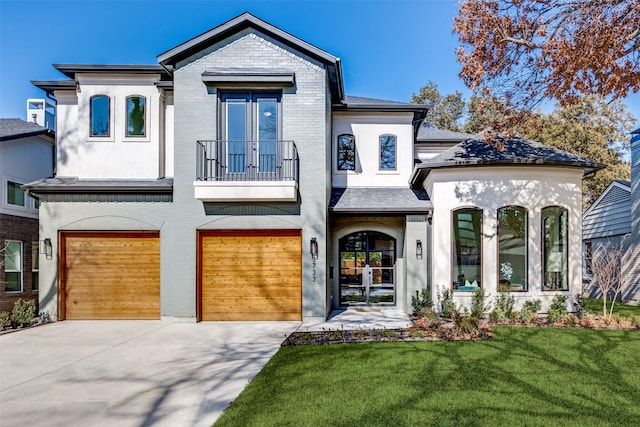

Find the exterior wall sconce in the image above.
[
  {"left": 310, "top": 237, "right": 318, "bottom": 260},
  {"left": 416, "top": 239, "right": 423, "bottom": 259},
  {"left": 42, "top": 238, "right": 53, "bottom": 260}
]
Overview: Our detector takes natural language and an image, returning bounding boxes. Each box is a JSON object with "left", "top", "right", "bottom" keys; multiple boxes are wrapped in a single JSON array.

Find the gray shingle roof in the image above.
[
  {"left": 416, "top": 126, "right": 474, "bottom": 142},
  {"left": 410, "top": 137, "right": 604, "bottom": 186},
  {"left": 330, "top": 187, "right": 432, "bottom": 213},
  {"left": 0, "top": 118, "right": 54, "bottom": 141},
  {"left": 614, "top": 179, "right": 631, "bottom": 187},
  {"left": 23, "top": 177, "right": 173, "bottom": 194}
]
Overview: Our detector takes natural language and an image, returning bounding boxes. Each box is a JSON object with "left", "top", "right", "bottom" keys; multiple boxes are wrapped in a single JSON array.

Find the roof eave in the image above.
[{"left": 0, "top": 128, "right": 55, "bottom": 142}]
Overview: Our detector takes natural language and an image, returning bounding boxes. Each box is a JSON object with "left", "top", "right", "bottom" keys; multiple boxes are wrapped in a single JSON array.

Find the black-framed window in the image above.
[
  {"left": 379, "top": 134, "right": 396, "bottom": 170},
  {"left": 542, "top": 206, "right": 568, "bottom": 290},
  {"left": 32, "top": 242, "right": 39, "bottom": 291},
  {"left": 126, "top": 95, "right": 146, "bottom": 137},
  {"left": 452, "top": 207, "right": 482, "bottom": 290},
  {"left": 7, "top": 181, "right": 25, "bottom": 206},
  {"left": 497, "top": 206, "right": 528, "bottom": 291},
  {"left": 337, "top": 134, "right": 355, "bottom": 170},
  {"left": 4, "top": 240, "right": 23, "bottom": 292},
  {"left": 90, "top": 95, "right": 110, "bottom": 137}
]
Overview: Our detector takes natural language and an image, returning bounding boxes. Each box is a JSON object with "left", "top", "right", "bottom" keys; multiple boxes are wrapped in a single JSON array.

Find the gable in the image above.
[{"left": 583, "top": 182, "right": 632, "bottom": 239}]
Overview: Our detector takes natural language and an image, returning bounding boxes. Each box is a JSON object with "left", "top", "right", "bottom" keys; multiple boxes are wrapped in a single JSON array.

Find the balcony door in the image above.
[{"left": 221, "top": 92, "right": 280, "bottom": 177}]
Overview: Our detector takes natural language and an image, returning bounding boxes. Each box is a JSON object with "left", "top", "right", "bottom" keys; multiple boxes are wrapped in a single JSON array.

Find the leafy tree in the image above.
[
  {"left": 519, "top": 96, "right": 633, "bottom": 208},
  {"left": 454, "top": 0, "right": 640, "bottom": 111},
  {"left": 411, "top": 81, "right": 466, "bottom": 131}
]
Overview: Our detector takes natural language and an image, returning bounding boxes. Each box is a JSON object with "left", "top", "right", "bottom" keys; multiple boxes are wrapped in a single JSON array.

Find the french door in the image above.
[
  {"left": 339, "top": 231, "right": 396, "bottom": 306},
  {"left": 221, "top": 92, "right": 280, "bottom": 177}
]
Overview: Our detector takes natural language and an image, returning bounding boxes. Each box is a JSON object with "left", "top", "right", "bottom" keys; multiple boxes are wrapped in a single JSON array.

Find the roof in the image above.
[
  {"left": 329, "top": 187, "right": 432, "bottom": 213},
  {"left": 157, "top": 12, "right": 344, "bottom": 103},
  {"left": 614, "top": 179, "right": 631, "bottom": 187},
  {"left": 416, "top": 125, "right": 474, "bottom": 142},
  {"left": 410, "top": 137, "right": 605, "bottom": 186},
  {"left": 53, "top": 64, "right": 170, "bottom": 79},
  {"left": 0, "top": 118, "right": 54, "bottom": 142},
  {"left": 23, "top": 177, "right": 173, "bottom": 194},
  {"left": 333, "top": 95, "right": 428, "bottom": 116}
]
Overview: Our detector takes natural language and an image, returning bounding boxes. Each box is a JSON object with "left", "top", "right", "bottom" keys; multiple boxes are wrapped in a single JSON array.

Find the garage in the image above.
[
  {"left": 59, "top": 231, "right": 160, "bottom": 320},
  {"left": 198, "top": 230, "right": 302, "bottom": 321}
]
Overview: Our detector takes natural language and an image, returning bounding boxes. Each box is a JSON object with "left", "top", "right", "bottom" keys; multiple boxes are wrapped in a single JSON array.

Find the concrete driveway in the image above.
[{"left": 0, "top": 320, "right": 299, "bottom": 427}]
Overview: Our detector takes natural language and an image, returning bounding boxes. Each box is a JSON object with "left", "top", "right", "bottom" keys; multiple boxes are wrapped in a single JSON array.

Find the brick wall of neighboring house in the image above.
[{"left": 0, "top": 214, "right": 39, "bottom": 313}]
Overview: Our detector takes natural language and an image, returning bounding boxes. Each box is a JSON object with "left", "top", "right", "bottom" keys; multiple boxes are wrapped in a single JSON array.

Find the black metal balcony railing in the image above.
[{"left": 196, "top": 140, "right": 299, "bottom": 182}]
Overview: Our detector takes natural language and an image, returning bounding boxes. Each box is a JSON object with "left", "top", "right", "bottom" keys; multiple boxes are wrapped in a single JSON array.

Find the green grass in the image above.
[
  {"left": 584, "top": 297, "right": 640, "bottom": 318},
  {"left": 215, "top": 327, "right": 640, "bottom": 427}
]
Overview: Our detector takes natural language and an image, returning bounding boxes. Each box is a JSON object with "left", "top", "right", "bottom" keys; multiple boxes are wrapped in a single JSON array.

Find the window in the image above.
[
  {"left": 452, "top": 208, "right": 482, "bottom": 290},
  {"left": 32, "top": 243, "right": 39, "bottom": 291},
  {"left": 7, "top": 181, "right": 25, "bottom": 206},
  {"left": 497, "top": 206, "right": 528, "bottom": 291},
  {"left": 90, "top": 95, "right": 110, "bottom": 137},
  {"left": 542, "top": 206, "right": 568, "bottom": 290},
  {"left": 584, "top": 240, "right": 593, "bottom": 276},
  {"left": 220, "top": 92, "right": 280, "bottom": 175},
  {"left": 337, "top": 134, "right": 355, "bottom": 170},
  {"left": 34, "top": 197, "right": 40, "bottom": 210},
  {"left": 4, "top": 241, "right": 23, "bottom": 292},
  {"left": 379, "top": 134, "right": 396, "bottom": 170},
  {"left": 126, "top": 96, "right": 146, "bottom": 137}
]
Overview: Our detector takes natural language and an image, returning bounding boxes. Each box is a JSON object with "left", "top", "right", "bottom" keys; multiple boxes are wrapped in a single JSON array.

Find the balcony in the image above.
[{"left": 194, "top": 140, "right": 299, "bottom": 202}]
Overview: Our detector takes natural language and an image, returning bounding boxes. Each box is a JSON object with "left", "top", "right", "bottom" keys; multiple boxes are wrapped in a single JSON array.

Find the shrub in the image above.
[
  {"left": 547, "top": 294, "right": 568, "bottom": 324},
  {"left": 494, "top": 287, "right": 515, "bottom": 317},
  {"left": 10, "top": 299, "right": 36, "bottom": 327},
  {"left": 458, "top": 315, "right": 479, "bottom": 335},
  {"left": 519, "top": 299, "right": 541, "bottom": 323},
  {"left": 437, "top": 287, "right": 458, "bottom": 319},
  {"left": 573, "top": 294, "right": 588, "bottom": 319},
  {"left": 470, "top": 288, "right": 489, "bottom": 320},
  {"left": 0, "top": 311, "right": 10, "bottom": 329},
  {"left": 411, "top": 288, "right": 433, "bottom": 315}
]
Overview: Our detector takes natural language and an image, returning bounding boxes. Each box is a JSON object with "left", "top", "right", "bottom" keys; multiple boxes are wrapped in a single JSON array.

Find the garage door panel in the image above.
[
  {"left": 61, "top": 232, "right": 160, "bottom": 320},
  {"left": 200, "top": 231, "right": 302, "bottom": 321}
]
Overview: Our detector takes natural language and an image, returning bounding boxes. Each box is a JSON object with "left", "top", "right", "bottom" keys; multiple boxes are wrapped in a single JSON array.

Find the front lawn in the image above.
[
  {"left": 215, "top": 327, "right": 640, "bottom": 426},
  {"left": 584, "top": 297, "right": 640, "bottom": 319}
]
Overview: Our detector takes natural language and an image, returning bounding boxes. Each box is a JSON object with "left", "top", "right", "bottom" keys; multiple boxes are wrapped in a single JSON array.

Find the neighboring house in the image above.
[
  {"left": 25, "top": 13, "right": 602, "bottom": 322},
  {"left": 0, "top": 118, "right": 54, "bottom": 312},
  {"left": 622, "top": 127, "right": 640, "bottom": 304}
]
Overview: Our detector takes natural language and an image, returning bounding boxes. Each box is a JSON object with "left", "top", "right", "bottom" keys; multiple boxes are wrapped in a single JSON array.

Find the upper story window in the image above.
[
  {"left": 337, "top": 134, "right": 356, "bottom": 170},
  {"left": 7, "top": 180, "right": 25, "bottom": 206},
  {"left": 379, "top": 134, "right": 396, "bottom": 170},
  {"left": 90, "top": 95, "right": 110, "bottom": 137},
  {"left": 126, "top": 96, "right": 146, "bottom": 137},
  {"left": 452, "top": 207, "right": 482, "bottom": 291},
  {"left": 542, "top": 206, "right": 568, "bottom": 290},
  {"left": 4, "top": 240, "right": 23, "bottom": 292},
  {"left": 497, "top": 206, "right": 528, "bottom": 291}
]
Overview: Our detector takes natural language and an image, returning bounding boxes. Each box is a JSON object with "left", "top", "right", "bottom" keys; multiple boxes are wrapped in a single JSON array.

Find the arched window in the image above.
[
  {"left": 379, "top": 134, "right": 396, "bottom": 170},
  {"left": 337, "top": 134, "right": 355, "bottom": 170},
  {"left": 452, "top": 207, "right": 482, "bottom": 290},
  {"left": 339, "top": 231, "right": 396, "bottom": 306},
  {"left": 126, "top": 95, "right": 146, "bottom": 137},
  {"left": 90, "top": 95, "right": 110, "bottom": 137},
  {"left": 497, "top": 206, "right": 528, "bottom": 291},
  {"left": 542, "top": 206, "right": 568, "bottom": 290}
]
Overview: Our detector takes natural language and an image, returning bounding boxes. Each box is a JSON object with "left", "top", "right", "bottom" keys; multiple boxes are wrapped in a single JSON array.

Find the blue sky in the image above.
[{"left": 1, "top": 0, "right": 638, "bottom": 125}]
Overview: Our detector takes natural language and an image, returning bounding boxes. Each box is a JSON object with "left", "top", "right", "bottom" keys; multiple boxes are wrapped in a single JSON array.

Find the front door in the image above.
[{"left": 339, "top": 231, "right": 396, "bottom": 306}]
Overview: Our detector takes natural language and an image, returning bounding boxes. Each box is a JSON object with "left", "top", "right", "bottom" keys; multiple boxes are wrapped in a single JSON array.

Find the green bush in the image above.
[
  {"left": 10, "top": 299, "right": 36, "bottom": 327},
  {"left": 573, "top": 294, "right": 588, "bottom": 319},
  {"left": 471, "top": 288, "right": 489, "bottom": 319},
  {"left": 547, "top": 294, "right": 568, "bottom": 324},
  {"left": 0, "top": 311, "right": 10, "bottom": 329},
  {"left": 519, "top": 299, "right": 541, "bottom": 323},
  {"left": 411, "top": 288, "right": 433, "bottom": 315},
  {"left": 438, "top": 287, "right": 458, "bottom": 319}
]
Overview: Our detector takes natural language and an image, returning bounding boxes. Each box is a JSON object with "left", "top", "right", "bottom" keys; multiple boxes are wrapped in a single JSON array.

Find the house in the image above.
[
  {"left": 24, "top": 12, "right": 602, "bottom": 322},
  {"left": 0, "top": 117, "right": 54, "bottom": 312},
  {"left": 622, "top": 127, "right": 640, "bottom": 304}
]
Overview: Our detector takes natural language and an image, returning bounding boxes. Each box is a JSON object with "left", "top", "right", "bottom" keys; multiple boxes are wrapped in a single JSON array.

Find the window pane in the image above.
[
  {"left": 543, "top": 207, "right": 568, "bottom": 290},
  {"left": 127, "top": 96, "right": 145, "bottom": 136},
  {"left": 498, "top": 206, "right": 527, "bottom": 291},
  {"left": 90, "top": 96, "right": 110, "bottom": 136},
  {"left": 7, "top": 181, "right": 25, "bottom": 206},
  {"left": 337, "top": 134, "right": 355, "bottom": 170},
  {"left": 5, "top": 241, "right": 22, "bottom": 292},
  {"left": 452, "top": 208, "right": 482, "bottom": 290},
  {"left": 379, "top": 135, "right": 396, "bottom": 169},
  {"left": 257, "top": 98, "right": 278, "bottom": 173},
  {"left": 32, "top": 243, "right": 39, "bottom": 291},
  {"left": 226, "top": 99, "right": 247, "bottom": 173}
]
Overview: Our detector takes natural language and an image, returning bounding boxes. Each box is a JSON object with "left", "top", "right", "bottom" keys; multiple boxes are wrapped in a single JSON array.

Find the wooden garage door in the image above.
[
  {"left": 60, "top": 232, "right": 160, "bottom": 320},
  {"left": 199, "top": 230, "right": 302, "bottom": 321}
]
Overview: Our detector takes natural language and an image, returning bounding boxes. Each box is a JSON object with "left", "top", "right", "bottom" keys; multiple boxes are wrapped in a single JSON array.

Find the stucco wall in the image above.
[{"left": 424, "top": 166, "right": 584, "bottom": 311}]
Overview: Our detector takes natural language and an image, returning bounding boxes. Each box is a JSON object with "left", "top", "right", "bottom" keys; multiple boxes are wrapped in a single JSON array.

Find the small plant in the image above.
[
  {"left": 470, "top": 288, "right": 489, "bottom": 320},
  {"left": 418, "top": 307, "right": 441, "bottom": 328},
  {"left": 458, "top": 315, "right": 479, "bottom": 335},
  {"left": 495, "top": 286, "right": 515, "bottom": 316},
  {"left": 573, "top": 294, "right": 588, "bottom": 319},
  {"left": 519, "top": 299, "right": 541, "bottom": 323},
  {"left": 565, "top": 314, "right": 579, "bottom": 327},
  {"left": 0, "top": 311, "right": 10, "bottom": 329},
  {"left": 10, "top": 299, "right": 36, "bottom": 328},
  {"left": 38, "top": 311, "right": 52, "bottom": 325},
  {"left": 411, "top": 288, "right": 433, "bottom": 315},
  {"left": 437, "top": 286, "right": 458, "bottom": 319},
  {"left": 547, "top": 294, "right": 568, "bottom": 324}
]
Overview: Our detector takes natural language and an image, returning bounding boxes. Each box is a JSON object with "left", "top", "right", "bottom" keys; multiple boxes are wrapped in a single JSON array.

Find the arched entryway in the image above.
[{"left": 339, "top": 231, "right": 396, "bottom": 306}]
